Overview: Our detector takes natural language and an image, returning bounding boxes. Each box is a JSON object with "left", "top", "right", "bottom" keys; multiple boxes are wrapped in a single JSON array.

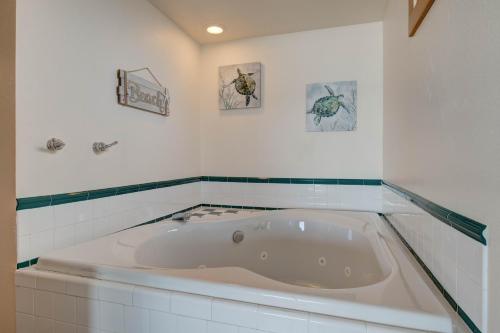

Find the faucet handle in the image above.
[{"left": 172, "top": 211, "right": 190, "bottom": 222}]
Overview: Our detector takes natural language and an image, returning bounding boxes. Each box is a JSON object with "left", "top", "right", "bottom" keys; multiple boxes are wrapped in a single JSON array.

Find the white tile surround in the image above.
[
  {"left": 17, "top": 182, "right": 201, "bottom": 263},
  {"left": 16, "top": 269, "right": 433, "bottom": 333},
  {"left": 17, "top": 182, "right": 414, "bottom": 264},
  {"left": 387, "top": 213, "right": 488, "bottom": 332},
  {"left": 16, "top": 181, "right": 487, "bottom": 332},
  {"left": 201, "top": 182, "right": 416, "bottom": 213}
]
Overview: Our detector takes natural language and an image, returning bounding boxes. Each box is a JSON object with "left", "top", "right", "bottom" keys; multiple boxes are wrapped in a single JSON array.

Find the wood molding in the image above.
[
  {"left": 0, "top": 0, "right": 16, "bottom": 331},
  {"left": 408, "top": 0, "right": 435, "bottom": 37}
]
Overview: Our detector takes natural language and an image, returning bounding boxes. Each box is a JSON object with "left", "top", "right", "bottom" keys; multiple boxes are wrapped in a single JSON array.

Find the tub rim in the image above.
[{"left": 34, "top": 209, "right": 453, "bottom": 332}]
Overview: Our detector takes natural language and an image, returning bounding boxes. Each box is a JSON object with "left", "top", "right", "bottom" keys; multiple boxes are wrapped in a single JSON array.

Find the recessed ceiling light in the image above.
[{"left": 207, "top": 25, "right": 223, "bottom": 34}]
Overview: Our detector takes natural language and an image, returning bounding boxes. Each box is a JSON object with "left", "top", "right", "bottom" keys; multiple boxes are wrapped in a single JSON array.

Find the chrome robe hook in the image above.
[{"left": 93, "top": 141, "right": 118, "bottom": 153}]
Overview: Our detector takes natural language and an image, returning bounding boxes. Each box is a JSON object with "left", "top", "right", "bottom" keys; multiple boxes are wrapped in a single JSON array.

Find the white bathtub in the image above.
[{"left": 35, "top": 209, "right": 452, "bottom": 332}]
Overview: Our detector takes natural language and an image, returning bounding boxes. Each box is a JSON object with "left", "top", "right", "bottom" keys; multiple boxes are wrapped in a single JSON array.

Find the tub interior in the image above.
[{"left": 133, "top": 211, "right": 391, "bottom": 289}]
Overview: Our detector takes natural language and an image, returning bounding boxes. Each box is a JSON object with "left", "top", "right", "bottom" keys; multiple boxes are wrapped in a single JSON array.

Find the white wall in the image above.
[
  {"left": 199, "top": 23, "right": 383, "bottom": 178},
  {"left": 16, "top": 0, "right": 201, "bottom": 197},
  {"left": 383, "top": 0, "right": 500, "bottom": 331}
]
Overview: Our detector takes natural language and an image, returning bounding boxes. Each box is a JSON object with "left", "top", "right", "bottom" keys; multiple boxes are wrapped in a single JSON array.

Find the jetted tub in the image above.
[{"left": 35, "top": 209, "right": 452, "bottom": 332}]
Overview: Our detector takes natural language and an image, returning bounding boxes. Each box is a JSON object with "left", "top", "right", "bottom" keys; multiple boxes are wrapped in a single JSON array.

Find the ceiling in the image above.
[{"left": 147, "top": 0, "right": 388, "bottom": 44}]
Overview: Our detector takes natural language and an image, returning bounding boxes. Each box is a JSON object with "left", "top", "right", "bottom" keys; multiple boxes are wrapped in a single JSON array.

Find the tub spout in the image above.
[{"left": 172, "top": 211, "right": 191, "bottom": 222}]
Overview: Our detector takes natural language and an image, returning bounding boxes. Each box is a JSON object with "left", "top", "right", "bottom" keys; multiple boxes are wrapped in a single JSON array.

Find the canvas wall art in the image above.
[
  {"left": 306, "top": 81, "right": 357, "bottom": 132},
  {"left": 219, "top": 62, "right": 261, "bottom": 110}
]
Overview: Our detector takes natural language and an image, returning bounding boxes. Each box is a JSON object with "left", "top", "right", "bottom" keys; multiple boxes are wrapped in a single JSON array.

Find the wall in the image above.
[
  {"left": 16, "top": 180, "right": 201, "bottom": 266},
  {"left": 383, "top": 0, "right": 500, "bottom": 332},
  {"left": 201, "top": 180, "right": 400, "bottom": 212},
  {"left": 199, "top": 23, "right": 383, "bottom": 179},
  {"left": 16, "top": 0, "right": 201, "bottom": 198},
  {"left": 0, "top": 0, "right": 16, "bottom": 331}
]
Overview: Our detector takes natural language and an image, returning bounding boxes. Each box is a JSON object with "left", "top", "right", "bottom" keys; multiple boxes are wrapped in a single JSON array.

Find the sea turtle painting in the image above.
[
  {"left": 219, "top": 62, "right": 261, "bottom": 110},
  {"left": 230, "top": 68, "right": 258, "bottom": 106},
  {"left": 306, "top": 81, "right": 357, "bottom": 132}
]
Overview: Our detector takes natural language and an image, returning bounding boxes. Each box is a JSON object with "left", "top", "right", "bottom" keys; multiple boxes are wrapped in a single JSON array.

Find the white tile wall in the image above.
[
  {"left": 176, "top": 315, "right": 207, "bottom": 332},
  {"left": 256, "top": 306, "right": 308, "bottom": 333},
  {"left": 76, "top": 298, "right": 99, "bottom": 328},
  {"left": 35, "top": 316, "right": 54, "bottom": 333},
  {"left": 53, "top": 293, "right": 76, "bottom": 323},
  {"left": 100, "top": 301, "right": 124, "bottom": 333},
  {"left": 99, "top": 281, "right": 133, "bottom": 305},
  {"left": 171, "top": 292, "right": 212, "bottom": 320},
  {"left": 15, "top": 269, "right": 437, "bottom": 333},
  {"left": 133, "top": 286, "right": 171, "bottom": 312},
  {"left": 16, "top": 286, "right": 34, "bottom": 315},
  {"left": 366, "top": 323, "right": 426, "bottom": 333},
  {"left": 37, "top": 273, "right": 66, "bottom": 293},
  {"left": 16, "top": 182, "right": 201, "bottom": 262},
  {"left": 35, "top": 290, "right": 54, "bottom": 318},
  {"left": 149, "top": 310, "right": 176, "bottom": 333},
  {"left": 200, "top": 182, "right": 417, "bottom": 214},
  {"left": 309, "top": 314, "right": 366, "bottom": 333},
  {"left": 212, "top": 299, "right": 258, "bottom": 328},
  {"left": 17, "top": 182, "right": 416, "bottom": 264},
  {"left": 54, "top": 321, "right": 77, "bottom": 333},
  {"left": 16, "top": 313, "right": 35, "bottom": 333},
  {"left": 387, "top": 209, "right": 488, "bottom": 332},
  {"left": 208, "top": 321, "right": 238, "bottom": 333},
  {"left": 124, "top": 306, "right": 149, "bottom": 333}
]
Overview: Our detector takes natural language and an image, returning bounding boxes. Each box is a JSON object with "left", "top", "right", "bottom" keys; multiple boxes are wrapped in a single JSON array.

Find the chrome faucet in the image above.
[{"left": 172, "top": 211, "right": 191, "bottom": 223}]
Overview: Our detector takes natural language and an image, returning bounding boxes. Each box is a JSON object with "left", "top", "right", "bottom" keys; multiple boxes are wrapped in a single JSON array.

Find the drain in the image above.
[{"left": 232, "top": 230, "right": 244, "bottom": 244}]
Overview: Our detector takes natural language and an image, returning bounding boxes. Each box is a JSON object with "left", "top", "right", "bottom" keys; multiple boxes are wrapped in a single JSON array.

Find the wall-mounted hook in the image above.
[
  {"left": 46, "top": 138, "right": 66, "bottom": 152},
  {"left": 93, "top": 141, "right": 118, "bottom": 153}
]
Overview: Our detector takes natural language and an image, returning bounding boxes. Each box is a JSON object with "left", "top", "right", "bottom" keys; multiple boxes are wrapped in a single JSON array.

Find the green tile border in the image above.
[
  {"left": 458, "top": 306, "right": 482, "bottom": 333},
  {"left": 203, "top": 204, "right": 284, "bottom": 211},
  {"left": 51, "top": 192, "right": 89, "bottom": 206},
  {"left": 203, "top": 177, "right": 382, "bottom": 186},
  {"left": 16, "top": 257, "right": 39, "bottom": 270},
  {"left": 380, "top": 214, "right": 482, "bottom": 333},
  {"left": 268, "top": 178, "right": 292, "bottom": 184},
  {"left": 16, "top": 196, "right": 52, "bottom": 210},
  {"left": 16, "top": 260, "right": 30, "bottom": 269},
  {"left": 383, "top": 180, "right": 487, "bottom": 245},
  {"left": 17, "top": 177, "right": 201, "bottom": 211},
  {"left": 16, "top": 177, "right": 382, "bottom": 211}
]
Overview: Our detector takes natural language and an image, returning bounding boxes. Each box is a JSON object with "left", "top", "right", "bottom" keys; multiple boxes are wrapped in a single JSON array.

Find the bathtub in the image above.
[{"left": 34, "top": 209, "right": 452, "bottom": 332}]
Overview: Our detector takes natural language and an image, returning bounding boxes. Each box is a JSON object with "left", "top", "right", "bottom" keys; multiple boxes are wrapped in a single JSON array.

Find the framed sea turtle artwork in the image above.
[
  {"left": 219, "top": 62, "right": 261, "bottom": 110},
  {"left": 306, "top": 81, "right": 357, "bottom": 132}
]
